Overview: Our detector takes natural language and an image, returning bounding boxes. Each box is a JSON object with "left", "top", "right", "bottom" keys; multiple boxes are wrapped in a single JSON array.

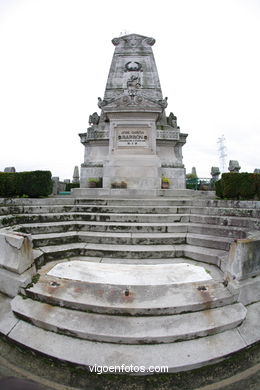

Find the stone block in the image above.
[
  {"left": 0, "top": 231, "right": 34, "bottom": 274},
  {"left": 226, "top": 235, "right": 260, "bottom": 281},
  {"left": 161, "top": 167, "right": 186, "bottom": 189},
  {"left": 228, "top": 275, "right": 260, "bottom": 305},
  {"left": 0, "top": 265, "right": 35, "bottom": 297}
]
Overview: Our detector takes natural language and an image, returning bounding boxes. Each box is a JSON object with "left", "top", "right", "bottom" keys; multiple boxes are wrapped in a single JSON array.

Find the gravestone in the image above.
[
  {"left": 211, "top": 167, "right": 220, "bottom": 181},
  {"left": 228, "top": 160, "right": 241, "bottom": 172},
  {"left": 78, "top": 33, "right": 188, "bottom": 193},
  {"left": 4, "top": 167, "right": 16, "bottom": 173}
]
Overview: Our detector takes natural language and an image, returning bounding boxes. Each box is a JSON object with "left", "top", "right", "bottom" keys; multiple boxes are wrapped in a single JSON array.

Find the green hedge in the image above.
[
  {"left": 0, "top": 170, "right": 52, "bottom": 198},
  {"left": 215, "top": 172, "right": 260, "bottom": 200},
  {"left": 65, "top": 183, "right": 80, "bottom": 191},
  {"left": 215, "top": 179, "right": 223, "bottom": 198}
]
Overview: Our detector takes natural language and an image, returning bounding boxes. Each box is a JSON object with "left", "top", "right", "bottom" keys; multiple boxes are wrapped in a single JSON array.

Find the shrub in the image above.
[
  {"left": 0, "top": 173, "right": 19, "bottom": 197},
  {"left": 222, "top": 173, "right": 240, "bottom": 199},
  {"left": 254, "top": 173, "right": 260, "bottom": 200},
  {"left": 65, "top": 183, "right": 80, "bottom": 192},
  {"left": 215, "top": 179, "right": 223, "bottom": 198},
  {"left": 238, "top": 173, "right": 256, "bottom": 199},
  {"left": 0, "top": 170, "right": 52, "bottom": 198},
  {"left": 215, "top": 172, "right": 260, "bottom": 200}
]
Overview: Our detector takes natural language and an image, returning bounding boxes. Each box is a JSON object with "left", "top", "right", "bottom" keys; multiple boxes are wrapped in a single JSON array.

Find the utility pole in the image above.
[{"left": 217, "top": 135, "right": 227, "bottom": 173}]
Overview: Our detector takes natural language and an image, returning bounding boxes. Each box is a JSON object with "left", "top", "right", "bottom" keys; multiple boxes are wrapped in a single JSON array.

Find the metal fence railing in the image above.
[{"left": 186, "top": 177, "right": 214, "bottom": 191}]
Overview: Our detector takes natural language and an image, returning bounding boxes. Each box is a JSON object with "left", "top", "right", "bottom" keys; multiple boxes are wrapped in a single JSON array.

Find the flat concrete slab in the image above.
[{"left": 47, "top": 261, "right": 212, "bottom": 286}]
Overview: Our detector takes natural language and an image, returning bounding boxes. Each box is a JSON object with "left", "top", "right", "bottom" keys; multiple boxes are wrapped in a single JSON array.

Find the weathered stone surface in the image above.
[
  {"left": 228, "top": 274, "right": 260, "bottom": 305},
  {"left": 25, "top": 263, "right": 234, "bottom": 315},
  {"left": 0, "top": 195, "right": 259, "bottom": 374},
  {"left": 0, "top": 231, "right": 34, "bottom": 274},
  {"left": 8, "top": 321, "right": 247, "bottom": 373},
  {"left": 226, "top": 234, "right": 260, "bottom": 280},
  {"left": 238, "top": 301, "right": 260, "bottom": 344},
  {"left": 0, "top": 266, "right": 35, "bottom": 297},
  {"left": 0, "top": 293, "right": 19, "bottom": 335},
  {"left": 11, "top": 295, "right": 246, "bottom": 344}
]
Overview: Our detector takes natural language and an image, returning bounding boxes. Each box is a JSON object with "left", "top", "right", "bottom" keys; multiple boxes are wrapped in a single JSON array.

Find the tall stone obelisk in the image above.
[{"left": 78, "top": 33, "right": 188, "bottom": 194}]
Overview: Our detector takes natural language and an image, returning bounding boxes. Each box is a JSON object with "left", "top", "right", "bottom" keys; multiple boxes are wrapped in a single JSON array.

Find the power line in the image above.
[{"left": 217, "top": 135, "right": 227, "bottom": 173}]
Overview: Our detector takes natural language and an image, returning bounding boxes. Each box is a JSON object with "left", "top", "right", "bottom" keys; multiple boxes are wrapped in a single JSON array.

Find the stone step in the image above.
[
  {"left": 74, "top": 197, "right": 194, "bottom": 206},
  {"left": 0, "top": 212, "right": 190, "bottom": 225},
  {"left": 186, "top": 233, "right": 233, "bottom": 251},
  {"left": 2, "top": 212, "right": 257, "bottom": 229},
  {"left": 8, "top": 320, "right": 247, "bottom": 372},
  {"left": 24, "top": 261, "right": 235, "bottom": 315},
  {"left": 16, "top": 221, "right": 247, "bottom": 238},
  {"left": 193, "top": 199, "right": 260, "bottom": 209},
  {"left": 31, "top": 231, "right": 233, "bottom": 251},
  {"left": 34, "top": 242, "right": 226, "bottom": 265},
  {"left": 188, "top": 206, "right": 260, "bottom": 218},
  {"left": 2, "top": 204, "right": 259, "bottom": 218},
  {"left": 189, "top": 214, "right": 259, "bottom": 230},
  {"left": 11, "top": 295, "right": 246, "bottom": 344}
]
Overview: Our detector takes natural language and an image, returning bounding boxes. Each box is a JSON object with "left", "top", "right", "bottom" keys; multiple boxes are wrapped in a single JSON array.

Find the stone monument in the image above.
[
  {"left": 76, "top": 33, "right": 188, "bottom": 195},
  {"left": 210, "top": 166, "right": 220, "bottom": 181},
  {"left": 72, "top": 166, "right": 80, "bottom": 183},
  {"left": 228, "top": 160, "right": 241, "bottom": 173}
]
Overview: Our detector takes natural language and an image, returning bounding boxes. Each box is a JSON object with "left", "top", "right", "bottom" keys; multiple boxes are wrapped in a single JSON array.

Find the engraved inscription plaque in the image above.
[{"left": 117, "top": 129, "right": 148, "bottom": 147}]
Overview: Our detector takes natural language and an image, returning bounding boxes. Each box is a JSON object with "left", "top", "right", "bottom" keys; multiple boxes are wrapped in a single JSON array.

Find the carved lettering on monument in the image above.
[{"left": 117, "top": 129, "right": 148, "bottom": 147}]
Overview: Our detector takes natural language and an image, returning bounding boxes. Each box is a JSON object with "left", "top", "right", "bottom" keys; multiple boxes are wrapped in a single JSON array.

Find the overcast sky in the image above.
[{"left": 0, "top": 0, "right": 259, "bottom": 180}]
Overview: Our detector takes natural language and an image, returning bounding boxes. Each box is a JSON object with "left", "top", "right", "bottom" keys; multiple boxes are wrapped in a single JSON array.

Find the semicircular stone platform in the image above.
[
  {"left": 47, "top": 261, "right": 212, "bottom": 285},
  {"left": 0, "top": 195, "right": 260, "bottom": 375}
]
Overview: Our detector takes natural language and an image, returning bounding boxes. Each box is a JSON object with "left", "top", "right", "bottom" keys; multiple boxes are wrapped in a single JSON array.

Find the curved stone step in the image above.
[
  {"left": 34, "top": 242, "right": 226, "bottom": 265},
  {"left": 2, "top": 211, "right": 258, "bottom": 230},
  {"left": 2, "top": 203, "right": 259, "bottom": 218},
  {"left": 32, "top": 231, "right": 187, "bottom": 247},
  {"left": 31, "top": 231, "right": 233, "bottom": 251},
  {"left": 24, "top": 261, "right": 235, "bottom": 315},
  {"left": 16, "top": 220, "right": 247, "bottom": 238},
  {"left": 11, "top": 295, "right": 247, "bottom": 344},
  {"left": 7, "top": 320, "right": 247, "bottom": 373},
  {"left": 1, "top": 212, "right": 190, "bottom": 224}
]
